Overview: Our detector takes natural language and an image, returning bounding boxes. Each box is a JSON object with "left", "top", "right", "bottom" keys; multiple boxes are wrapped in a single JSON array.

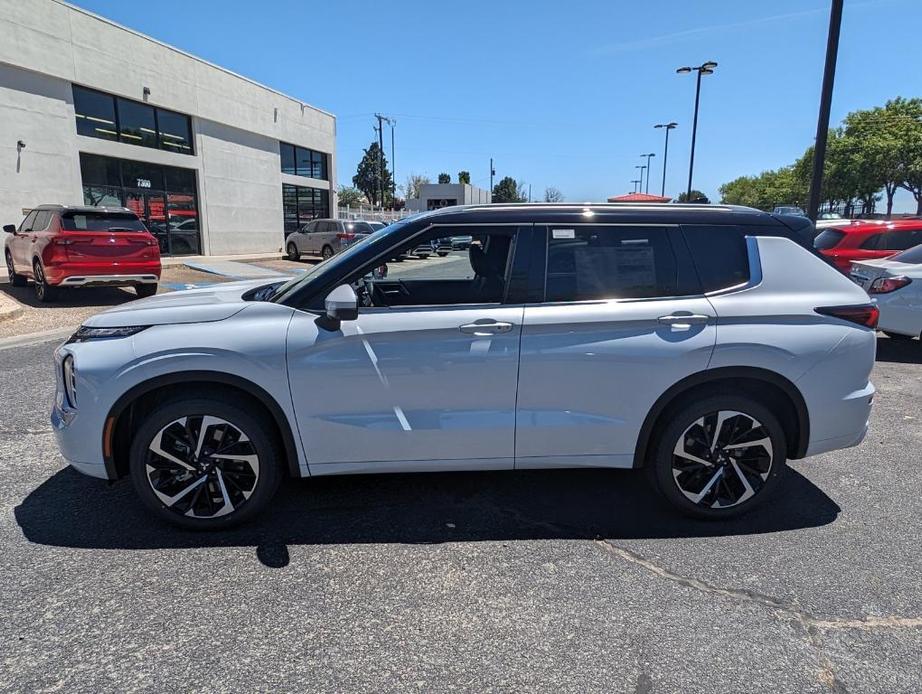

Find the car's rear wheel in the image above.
[
  {"left": 129, "top": 396, "right": 283, "bottom": 529},
  {"left": 32, "top": 261, "right": 59, "bottom": 302},
  {"left": 648, "top": 394, "right": 786, "bottom": 519},
  {"left": 286, "top": 242, "right": 300, "bottom": 261},
  {"left": 437, "top": 251, "right": 448, "bottom": 257},
  {"left": 321, "top": 245, "right": 334, "bottom": 260},
  {"left": 135, "top": 283, "right": 158, "bottom": 298},
  {"left": 5, "top": 252, "right": 26, "bottom": 287}
]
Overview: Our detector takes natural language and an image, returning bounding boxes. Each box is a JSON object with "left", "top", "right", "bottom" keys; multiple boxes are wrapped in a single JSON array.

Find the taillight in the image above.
[
  {"left": 336, "top": 232, "right": 355, "bottom": 242},
  {"left": 869, "top": 276, "right": 912, "bottom": 294},
  {"left": 52, "top": 237, "right": 74, "bottom": 246},
  {"left": 815, "top": 304, "right": 879, "bottom": 328}
]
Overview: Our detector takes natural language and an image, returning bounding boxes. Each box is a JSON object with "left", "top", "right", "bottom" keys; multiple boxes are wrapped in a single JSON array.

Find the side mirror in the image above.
[
  {"left": 318, "top": 284, "right": 358, "bottom": 330},
  {"left": 3, "top": 224, "right": 16, "bottom": 234}
]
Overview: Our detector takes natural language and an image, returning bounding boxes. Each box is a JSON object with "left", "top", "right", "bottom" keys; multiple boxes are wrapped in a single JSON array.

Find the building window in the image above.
[
  {"left": 280, "top": 141, "right": 328, "bottom": 180},
  {"left": 79, "top": 152, "right": 201, "bottom": 256},
  {"left": 282, "top": 183, "right": 329, "bottom": 233},
  {"left": 72, "top": 85, "right": 195, "bottom": 155},
  {"left": 73, "top": 85, "right": 118, "bottom": 141}
]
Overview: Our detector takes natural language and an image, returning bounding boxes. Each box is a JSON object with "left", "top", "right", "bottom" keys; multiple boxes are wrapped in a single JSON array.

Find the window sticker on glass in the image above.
[{"left": 552, "top": 229, "right": 575, "bottom": 239}]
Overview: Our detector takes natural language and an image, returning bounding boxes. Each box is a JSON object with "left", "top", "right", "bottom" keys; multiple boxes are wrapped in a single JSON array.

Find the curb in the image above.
[{"left": 0, "top": 293, "right": 23, "bottom": 324}]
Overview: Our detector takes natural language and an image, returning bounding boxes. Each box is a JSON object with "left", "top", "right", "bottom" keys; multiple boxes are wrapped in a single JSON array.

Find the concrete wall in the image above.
[
  {"left": 0, "top": 0, "right": 335, "bottom": 253},
  {"left": 405, "top": 183, "right": 492, "bottom": 212}
]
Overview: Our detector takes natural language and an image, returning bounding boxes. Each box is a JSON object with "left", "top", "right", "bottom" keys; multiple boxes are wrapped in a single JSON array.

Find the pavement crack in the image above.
[{"left": 594, "top": 539, "right": 921, "bottom": 632}]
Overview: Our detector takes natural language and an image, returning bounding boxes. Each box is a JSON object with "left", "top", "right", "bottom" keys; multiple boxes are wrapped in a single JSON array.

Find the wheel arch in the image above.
[
  {"left": 104, "top": 370, "right": 302, "bottom": 480},
  {"left": 632, "top": 366, "right": 810, "bottom": 468}
]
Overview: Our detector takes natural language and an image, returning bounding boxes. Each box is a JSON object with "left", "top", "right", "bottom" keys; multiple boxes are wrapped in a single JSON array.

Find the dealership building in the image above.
[{"left": 0, "top": 0, "right": 336, "bottom": 255}]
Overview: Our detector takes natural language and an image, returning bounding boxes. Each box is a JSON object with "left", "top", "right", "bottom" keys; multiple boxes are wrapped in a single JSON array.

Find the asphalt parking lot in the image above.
[{"left": 1, "top": 287, "right": 921, "bottom": 692}]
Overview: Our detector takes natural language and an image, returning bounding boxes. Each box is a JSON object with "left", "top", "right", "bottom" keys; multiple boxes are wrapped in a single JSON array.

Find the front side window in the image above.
[
  {"left": 18, "top": 210, "right": 38, "bottom": 232},
  {"left": 878, "top": 229, "right": 922, "bottom": 251},
  {"left": 31, "top": 211, "right": 52, "bottom": 231},
  {"left": 545, "top": 226, "right": 678, "bottom": 302}
]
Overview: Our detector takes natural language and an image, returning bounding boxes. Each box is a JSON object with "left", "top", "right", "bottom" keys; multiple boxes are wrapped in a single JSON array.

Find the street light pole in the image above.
[
  {"left": 631, "top": 179, "right": 641, "bottom": 193},
  {"left": 654, "top": 122, "right": 678, "bottom": 198},
  {"left": 489, "top": 158, "right": 495, "bottom": 202},
  {"left": 390, "top": 119, "right": 396, "bottom": 204},
  {"left": 635, "top": 165, "right": 647, "bottom": 193},
  {"left": 807, "top": 0, "right": 844, "bottom": 221},
  {"left": 641, "top": 153, "right": 656, "bottom": 194},
  {"left": 677, "top": 62, "right": 717, "bottom": 199}
]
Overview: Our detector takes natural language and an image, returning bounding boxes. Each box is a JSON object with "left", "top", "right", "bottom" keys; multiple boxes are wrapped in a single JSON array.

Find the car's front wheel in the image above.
[
  {"left": 129, "top": 396, "right": 282, "bottom": 529},
  {"left": 5, "top": 252, "right": 26, "bottom": 287},
  {"left": 648, "top": 394, "right": 786, "bottom": 519}
]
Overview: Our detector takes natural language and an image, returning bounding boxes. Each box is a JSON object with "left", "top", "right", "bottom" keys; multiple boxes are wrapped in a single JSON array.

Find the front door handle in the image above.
[
  {"left": 657, "top": 314, "right": 710, "bottom": 327},
  {"left": 460, "top": 320, "right": 514, "bottom": 336}
]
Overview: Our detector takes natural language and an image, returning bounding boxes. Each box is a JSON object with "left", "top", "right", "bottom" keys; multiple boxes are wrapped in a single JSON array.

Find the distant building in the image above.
[
  {"left": 607, "top": 193, "right": 672, "bottom": 203},
  {"left": 0, "top": 0, "right": 335, "bottom": 256},
  {"left": 405, "top": 183, "right": 491, "bottom": 212}
]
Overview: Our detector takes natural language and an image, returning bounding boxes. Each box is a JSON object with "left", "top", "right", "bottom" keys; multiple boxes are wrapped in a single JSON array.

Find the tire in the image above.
[
  {"left": 129, "top": 395, "right": 283, "bottom": 530},
  {"left": 883, "top": 331, "right": 913, "bottom": 341},
  {"left": 32, "top": 261, "right": 59, "bottom": 303},
  {"left": 646, "top": 394, "right": 787, "bottom": 520},
  {"left": 5, "top": 252, "right": 26, "bottom": 287},
  {"left": 437, "top": 251, "right": 448, "bottom": 257},
  {"left": 286, "top": 242, "right": 300, "bottom": 261},
  {"left": 321, "top": 245, "right": 334, "bottom": 260},
  {"left": 135, "top": 283, "right": 158, "bottom": 298}
]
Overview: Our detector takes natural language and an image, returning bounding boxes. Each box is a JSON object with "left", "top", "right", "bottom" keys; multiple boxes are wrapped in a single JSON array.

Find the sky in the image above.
[{"left": 71, "top": 0, "right": 922, "bottom": 211}]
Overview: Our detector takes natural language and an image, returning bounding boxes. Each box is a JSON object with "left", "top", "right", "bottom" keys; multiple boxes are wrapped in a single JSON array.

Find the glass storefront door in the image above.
[{"left": 80, "top": 153, "right": 201, "bottom": 256}]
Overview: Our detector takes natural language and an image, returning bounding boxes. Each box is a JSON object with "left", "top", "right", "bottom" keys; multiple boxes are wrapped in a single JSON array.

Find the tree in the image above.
[
  {"left": 492, "top": 176, "right": 526, "bottom": 203},
  {"left": 404, "top": 174, "right": 430, "bottom": 199},
  {"left": 352, "top": 142, "right": 394, "bottom": 207},
  {"left": 458, "top": 170, "right": 471, "bottom": 184},
  {"left": 544, "top": 186, "right": 564, "bottom": 202},
  {"left": 676, "top": 190, "right": 710, "bottom": 203},
  {"left": 337, "top": 185, "right": 366, "bottom": 207},
  {"left": 438, "top": 172, "right": 451, "bottom": 184}
]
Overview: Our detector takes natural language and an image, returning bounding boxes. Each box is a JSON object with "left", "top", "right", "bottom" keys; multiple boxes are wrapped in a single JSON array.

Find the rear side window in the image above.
[
  {"left": 859, "top": 233, "right": 881, "bottom": 250},
  {"left": 31, "top": 211, "right": 52, "bottom": 231},
  {"left": 814, "top": 229, "right": 846, "bottom": 250},
  {"left": 61, "top": 212, "right": 146, "bottom": 232},
  {"left": 545, "top": 226, "right": 678, "bottom": 302},
  {"left": 681, "top": 225, "right": 751, "bottom": 293}
]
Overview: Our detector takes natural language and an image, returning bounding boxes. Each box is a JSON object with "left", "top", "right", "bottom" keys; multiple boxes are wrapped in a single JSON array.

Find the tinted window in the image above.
[
  {"left": 73, "top": 86, "right": 118, "bottom": 141},
  {"left": 61, "top": 211, "right": 146, "bottom": 232},
  {"left": 281, "top": 184, "right": 330, "bottom": 233},
  {"left": 814, "top": 229, "right": 846, "bottom": 250},
  {"left": 157, "top": 108, "right": 194, "bottom": 154},
  {"left": 859, "top": 233, "right": 881, "bottom": 250},
  {"left": 117, "top": 98, "right": 158, "bottom": 148},
  {"left": 681, "top": 225, "right": 750, "bottom": 292},
  {"left": 280, "top": 143, "right": 296, "bottom": 175},
  {"left": 876, "top": 229, "right": 922, "bottom": 251},
  {"left": 546, "top": 226, "right": 678, "bottom": 302}
]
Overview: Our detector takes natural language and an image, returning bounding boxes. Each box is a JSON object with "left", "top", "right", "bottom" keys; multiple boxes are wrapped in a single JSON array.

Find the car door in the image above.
[
  {"left": 294, "top": 221, "right": 314, "bottom": 253},
  {"left": 9, "top": 210, "right": 37, "bottom": 270},
  {"left": 285, "top": 224, "right": 530, "bottom": 473},
  {"left": 514, "top": 224, "right": 717, "bottom": 469}
]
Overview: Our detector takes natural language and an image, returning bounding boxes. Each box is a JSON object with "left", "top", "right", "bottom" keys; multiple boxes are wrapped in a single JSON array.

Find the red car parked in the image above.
[
  {"left": 4, "top": 205, "right": 161, "bottom": 302},
  {"left": 814, "top": 219, "right": 922, "bottom": 273}
]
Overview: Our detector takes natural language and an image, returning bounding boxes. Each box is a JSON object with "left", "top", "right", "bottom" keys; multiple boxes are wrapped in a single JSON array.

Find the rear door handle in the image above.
[
  {"left": 657, "top": 314, "right": 710, "bottom": 327},
  {"left": 460, "top": 321, "right": 514, "bottom": 336}
]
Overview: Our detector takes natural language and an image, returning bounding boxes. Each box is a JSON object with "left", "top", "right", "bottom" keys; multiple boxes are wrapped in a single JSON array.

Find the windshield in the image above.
[
  {"left": 271, "top": 214, "right": 422, "bottom": 303},
  {"left": 890, "top": 243, "right": 922, "bottom": 264},
  {"left": 814, "top": 229, "right": 846, "bottom": 250}
]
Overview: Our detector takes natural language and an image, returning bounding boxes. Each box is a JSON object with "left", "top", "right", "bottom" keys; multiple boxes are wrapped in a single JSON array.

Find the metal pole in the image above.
[
  {"left": 807, "top": 0, "right": 844, "bottom": 221},
  {"left": 687, "top": 69, "right": 703, "bottom": 199},
  {"left": 390, "top": 120, "right": 396, "bottom": 204},
  {"left": 661, "top": 128, "right": 671, "bottom": 197},
  {"left": 489, "top": 158, "right": 495, "bottom": 200},
  {"left": 374, "top": 114, "right": 385, "bottom": 207}
]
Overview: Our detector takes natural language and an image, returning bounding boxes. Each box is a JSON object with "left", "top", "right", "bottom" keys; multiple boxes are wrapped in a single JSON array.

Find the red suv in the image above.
[
  {"left": 4, "top": 205, "right": 161, "bottom": 302},
  {"left": 814, "top": 219, "right": 922, "bottom": 273}
]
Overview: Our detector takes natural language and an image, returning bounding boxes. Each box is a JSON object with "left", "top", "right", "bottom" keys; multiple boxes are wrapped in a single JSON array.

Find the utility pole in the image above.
[
  {"left": 807, "top": 0, "right": 844, "bottom": 221},
  {"left": 489, "top": 158, "right": 495, "bottom": 201},
  {"left": 374, "top": 113, "right": 386, "bottom": 208}
]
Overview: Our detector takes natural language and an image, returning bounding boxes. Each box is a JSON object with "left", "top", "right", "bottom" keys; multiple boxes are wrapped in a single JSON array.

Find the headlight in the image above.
[
  {"left": 62, "top": 354, "right": 77, "bottom": 408},
  {"left": 68, "top": 325, "right": 149, "bottom": 342}
]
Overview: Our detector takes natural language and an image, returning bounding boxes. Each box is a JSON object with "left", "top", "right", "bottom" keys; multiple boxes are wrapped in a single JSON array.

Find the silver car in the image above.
[{"left": 285, "top": 219, "right": 374, "bottom": 261}]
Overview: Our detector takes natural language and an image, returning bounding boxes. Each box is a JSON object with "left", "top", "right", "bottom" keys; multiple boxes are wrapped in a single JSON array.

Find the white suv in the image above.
[{"left": 51, "top": 204, "right": 877, "bottom": 528}]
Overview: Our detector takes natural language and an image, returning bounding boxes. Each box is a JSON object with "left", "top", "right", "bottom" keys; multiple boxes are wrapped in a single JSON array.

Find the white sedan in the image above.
[{"left": 850, "top": 243, "right": 922, "bottom": 340}]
